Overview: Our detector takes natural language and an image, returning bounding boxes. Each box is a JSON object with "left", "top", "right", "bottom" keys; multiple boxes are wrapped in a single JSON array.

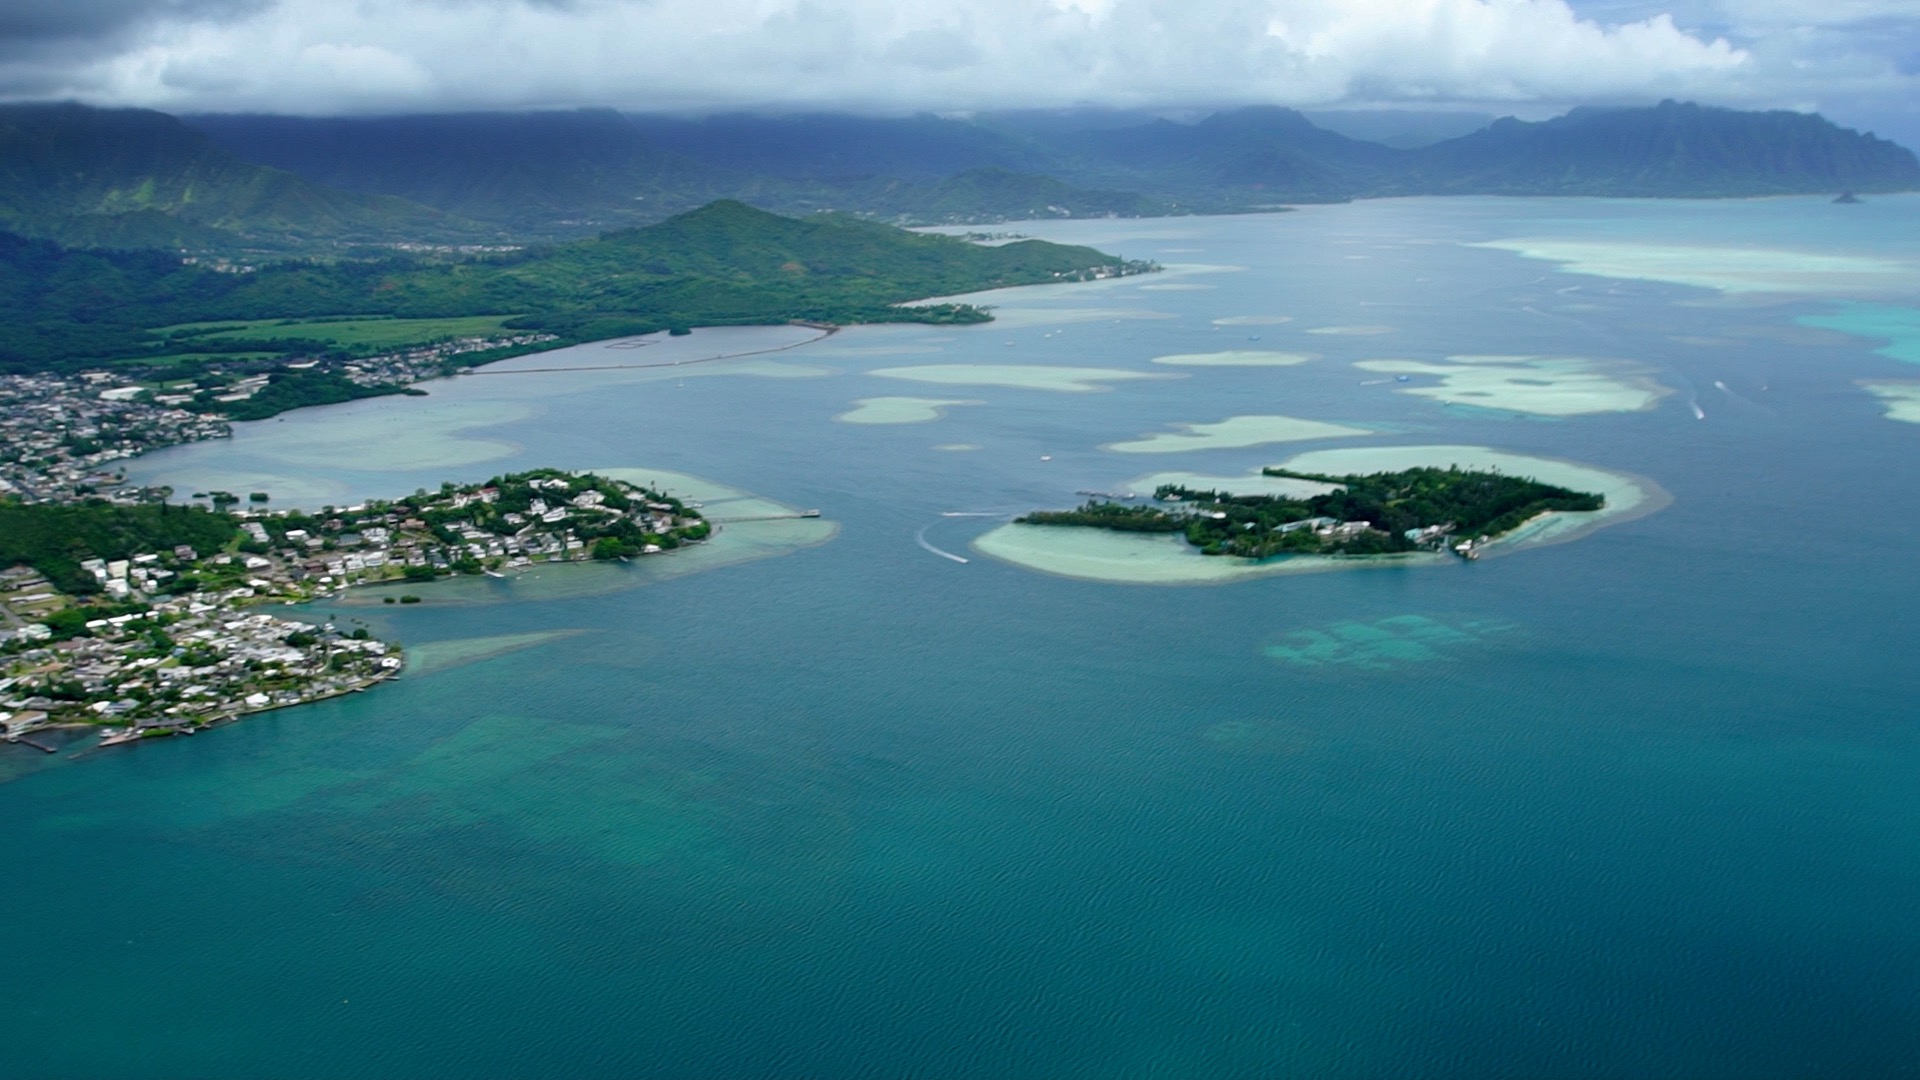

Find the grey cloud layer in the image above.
[{"left": 0, "top": 0, "right": 1913, "bottom": 141}]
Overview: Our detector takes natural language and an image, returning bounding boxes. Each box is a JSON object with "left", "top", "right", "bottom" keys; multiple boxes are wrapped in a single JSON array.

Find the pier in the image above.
[
  {"left": 708, "top": 510, "right": 822, "bottom": 524},
  {"left": 5, "top": 734, "right": 58, "bottom": 753}
]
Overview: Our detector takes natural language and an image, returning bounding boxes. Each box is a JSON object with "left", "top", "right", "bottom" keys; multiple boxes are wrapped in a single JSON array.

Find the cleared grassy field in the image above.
[
  {"left": 121, "top": 351, "right": 281, "bottom": 369},
  {"left": 154, "top": 315, "right": 519, "bottom": 348}
]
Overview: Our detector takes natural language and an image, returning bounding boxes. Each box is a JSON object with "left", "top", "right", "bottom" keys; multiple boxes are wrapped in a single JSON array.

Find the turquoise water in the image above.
[
  {"left": 7, "top": 197, "right": 1920, "bottom": 1078},
  {"left": 1801, "top": 303, "right": 1920, "bottom": 365}
]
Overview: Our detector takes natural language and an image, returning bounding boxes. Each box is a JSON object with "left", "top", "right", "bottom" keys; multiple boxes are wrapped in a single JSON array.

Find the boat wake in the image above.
[{"left": 916, "top": 523, "right": 971, "bottom": 564}]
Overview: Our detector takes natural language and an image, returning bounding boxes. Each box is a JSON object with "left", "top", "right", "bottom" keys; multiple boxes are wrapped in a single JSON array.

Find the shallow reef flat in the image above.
[
  {"left": 868, "top": 364, "right": 1169, "bottom": 393},
  {"left": 1105, "top": 415, "right": 1369, "bottom": 454},
  {"left": 1212, "top": 315, "right": 1293, "bottom": 326},
  {"left": 404, "top": 630, "right": 589, "bottom": 678},
  {"left": 1857, "top": 380, "right": 1920, "bottom": 423},
  {"left": 1801, "top": 304, "right": 1920, "bottom": 365},
  {"left": 1148, "top": 350, "right": 1315, "bottom": 367},
  {"left": 973, "top": 443, "right": 1663, "bottom": 585},
  {"left": 1264, "top": 614, "right": 1518, "bottom": 672},
  {"left": 1306, "top": 325, "right": 1395, "bottom": 336},
  {"left": 1355, "top": 354, "right": 1669, "bottom": 416},
  {"left": 1475, "top": 238, "right": 1916, "bottom": 296},
  {"left": 971, "top": 522, "right": 1404, "bottom": 585},
  {"left": 834, "top": 396, "right": 980, "bottom": 425}
]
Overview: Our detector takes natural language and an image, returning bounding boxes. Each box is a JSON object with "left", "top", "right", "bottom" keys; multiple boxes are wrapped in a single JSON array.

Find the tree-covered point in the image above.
[
  {"left": 1017, "top": 466, "right": 1603, "bottom": 558},
  {"left": 0, "top": 200, "right": 1144, "bottom": 376},
  {"left": 0, "top": 499, "right": 239, "bottom": 593}
]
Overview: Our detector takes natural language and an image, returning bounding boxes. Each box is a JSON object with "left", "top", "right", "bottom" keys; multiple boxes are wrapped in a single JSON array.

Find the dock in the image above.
[
  {"left": 4, "top": 734, "right": 57, "bottom": 754},
  {"left": 708, "top": 510, "right": 821, "bottom": 524}
]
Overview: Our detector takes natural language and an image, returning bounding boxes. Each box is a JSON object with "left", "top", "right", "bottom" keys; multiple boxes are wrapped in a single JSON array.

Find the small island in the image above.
[
  {"left": 1017, "top": 466, "right": 1604, "bottom": 560},
  {"left": 1, "top": 469, "right": 710, "bottom": 750}
]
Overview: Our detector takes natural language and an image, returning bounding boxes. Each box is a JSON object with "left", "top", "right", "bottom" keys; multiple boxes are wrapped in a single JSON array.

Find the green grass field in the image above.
[
  {"left": 120, "top": 351, "right": 281, "bottom": 369},
  {"left": 154, "top": 315, "right": 520, "bottom": 349}
]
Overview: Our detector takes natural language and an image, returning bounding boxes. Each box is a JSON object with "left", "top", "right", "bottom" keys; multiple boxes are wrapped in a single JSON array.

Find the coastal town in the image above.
[
  {"left": 0, "top": 331, "right": 557, "bottom": 504},
  {"left": 1, "top": 468, "right": 709, "bottom": 752}
]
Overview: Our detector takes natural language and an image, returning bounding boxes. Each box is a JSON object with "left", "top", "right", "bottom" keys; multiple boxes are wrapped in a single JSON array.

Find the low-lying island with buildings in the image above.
[
  {"left": 1017, "top": 465, "right": 1605, "bottom": 561},
  {"left": 1, "top": 470, "right": 707, "bottom": 750}
]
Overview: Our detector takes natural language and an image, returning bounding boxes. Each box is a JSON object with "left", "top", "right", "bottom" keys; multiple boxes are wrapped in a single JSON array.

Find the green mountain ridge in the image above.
[
  {"left": 0, "top": 199, "right": 1137, "bottom": 375},
  {"left": 0, "top": 103, "right": 471, "bottom": 250}
]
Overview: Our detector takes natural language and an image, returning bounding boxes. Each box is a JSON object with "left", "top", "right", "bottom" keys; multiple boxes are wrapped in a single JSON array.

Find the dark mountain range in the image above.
[
  {"left": 625, "top": 112, "right": 1053, "bottom": 181},
  {"left": 1302, "top": 110, "right": 1501, "bottom": 150},
  {"left": 5, "top": 100, "right": 1912, "bottom": 255},
  {"left": 1398, "top": 100, "right": 1920, "bottom": 196},
  {"left": 190, "top": 109, "right": 728, "bottom": 232},
  {"left": 0, "top": 103, "right": 464, "bottom": 250}
]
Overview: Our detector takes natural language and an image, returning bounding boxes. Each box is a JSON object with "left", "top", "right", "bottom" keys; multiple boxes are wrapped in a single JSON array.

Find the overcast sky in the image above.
[{"left": 1, "top": 0, "right": 1916, "bottom": 145}]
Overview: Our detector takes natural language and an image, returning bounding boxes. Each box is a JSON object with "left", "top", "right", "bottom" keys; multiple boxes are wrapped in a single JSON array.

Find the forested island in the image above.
[{"left": 1018, "top": 466, "right": 1604, "bottom": 559}]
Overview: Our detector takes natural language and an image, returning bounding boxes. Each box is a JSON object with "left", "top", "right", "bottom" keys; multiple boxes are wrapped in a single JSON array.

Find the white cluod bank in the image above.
[{"left": 973, "top": 445, "right": 1667, "bottom": 586}]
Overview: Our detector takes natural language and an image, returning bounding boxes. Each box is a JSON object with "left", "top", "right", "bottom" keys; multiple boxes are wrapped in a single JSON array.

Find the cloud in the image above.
[{"left": 0, "top": 0, "right": 1775, "bottom": 115}]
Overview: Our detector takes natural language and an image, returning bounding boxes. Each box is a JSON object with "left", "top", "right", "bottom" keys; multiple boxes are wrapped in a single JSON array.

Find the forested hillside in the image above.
[{"left": 0, "top": 201, "right": 1137, "bottom": 374}]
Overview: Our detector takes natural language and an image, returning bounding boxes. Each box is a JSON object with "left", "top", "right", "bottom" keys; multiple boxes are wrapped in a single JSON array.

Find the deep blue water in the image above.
[{"left": 5, "top": 198, "right": 1919, "bottom": 1078}]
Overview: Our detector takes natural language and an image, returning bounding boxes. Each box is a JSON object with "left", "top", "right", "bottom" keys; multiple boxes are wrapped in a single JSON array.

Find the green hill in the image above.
[
  {"left": 0, "top": 103, "right": 467, "bottom": 250},
  {"left": 0, "top": 200, "right": 1139, "bottom": 375}
]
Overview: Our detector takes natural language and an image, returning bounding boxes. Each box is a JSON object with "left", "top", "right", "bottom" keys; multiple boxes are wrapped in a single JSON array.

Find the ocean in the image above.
[{"left": 5, "top": 196, "right": 1918, "bottom": 1078}]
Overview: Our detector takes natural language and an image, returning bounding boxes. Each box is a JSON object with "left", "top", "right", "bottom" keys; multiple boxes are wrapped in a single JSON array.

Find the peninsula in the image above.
[
  {"left": 1, "top": 469, "right": 707, "bottom": 749},
  {"left": 0, "top": 201, "right": 1151, "bottom": 422},
  {"left": 1017, "top": 466, "right": 1605, "bottom": 560}
]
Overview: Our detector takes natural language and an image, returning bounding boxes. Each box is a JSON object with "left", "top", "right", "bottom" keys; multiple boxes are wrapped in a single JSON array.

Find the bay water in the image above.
[{"left": 5, "top": 197, "right": 1919, "bottom": 1078}]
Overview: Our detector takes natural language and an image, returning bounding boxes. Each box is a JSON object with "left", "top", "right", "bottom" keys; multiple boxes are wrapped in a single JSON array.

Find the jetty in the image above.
[{"left": 709, "top": 510, "right": 821, "bottom": 524}]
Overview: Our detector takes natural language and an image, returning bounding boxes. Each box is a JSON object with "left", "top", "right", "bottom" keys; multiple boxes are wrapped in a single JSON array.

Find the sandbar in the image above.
[
  {"left": 1149, "top": 350, "right": 1315, "bottom": 368},
  {"left": 1858, "top": 380, "right": 1920, "bottom": 423},
  {"left": 834, "top": 396, "right": 980, "bottom": 424},
  {"left": 405, "top": 630, "right": 588, "bottom": 678},
  {"left": 1475, "top": 238, "right": 1915, "bottom": 296},
  {"left": 1105, "top": 415, "right": 1369, "bottom": 454},
  {"left": 1212, "top": 316, "right": 1294, "bottom": 326},
  {"left": 869, "top": 364, "right": 1169, "bottom": 393},
  {"left": 1354, "top": 355, "right": 1669, "bottom": 416},
  {"left": 1306, "top": 325, "right": 1394, "bottom": 336}
]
